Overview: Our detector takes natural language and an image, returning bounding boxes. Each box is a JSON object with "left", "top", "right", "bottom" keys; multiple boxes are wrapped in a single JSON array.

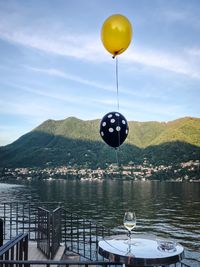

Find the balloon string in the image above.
[
  {"left": 115, "top": 56, "right": 121, "bottom": 147},
  {"left": 115, "top": 57, "right": 120, "bottom": 112},
  {"left": 115, "top": 57, "right": 121, "bottom": 167},
  {"left": 115, "top": 147, "right": 120, "bottom": 167}
]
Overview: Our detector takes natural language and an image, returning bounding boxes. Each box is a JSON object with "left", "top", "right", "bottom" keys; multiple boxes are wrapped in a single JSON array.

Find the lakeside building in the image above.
[{"left": 0, "top": 159, "right": 199, "bottom": 182}]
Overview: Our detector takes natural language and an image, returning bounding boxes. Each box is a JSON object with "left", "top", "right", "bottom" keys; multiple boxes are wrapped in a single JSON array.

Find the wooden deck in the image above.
[{"left": 28, "top": 242, "right": 66, "bottom": 266}]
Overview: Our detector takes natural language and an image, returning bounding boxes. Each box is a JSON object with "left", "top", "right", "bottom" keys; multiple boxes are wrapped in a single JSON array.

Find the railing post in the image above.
[
  {"left": 0, "top": 218, "right": 3, "bottom": 247},
  {"left": 37, "top": 207, "right": 51, "bottom": 259},
  {"left": 48, "top": 212, "right": 53, "bottom": 259},
  {"left": 24, "top": 234, "right": 28, "bottom": 260},
  {"left": 51, "top": 207, "right": 62, "bottom": 259}
]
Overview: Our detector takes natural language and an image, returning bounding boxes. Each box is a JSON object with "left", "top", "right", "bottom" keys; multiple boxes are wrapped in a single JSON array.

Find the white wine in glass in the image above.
[{"left": 123, "top": 212, "right": 136, "bottom": 244}]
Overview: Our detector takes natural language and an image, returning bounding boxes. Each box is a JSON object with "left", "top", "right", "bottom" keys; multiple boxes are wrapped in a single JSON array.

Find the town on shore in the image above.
[{"left": 0, "top": 159, "right": 199, "bottom": 182}]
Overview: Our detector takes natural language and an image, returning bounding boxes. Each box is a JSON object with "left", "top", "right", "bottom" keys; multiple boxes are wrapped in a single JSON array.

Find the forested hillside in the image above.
[{"left": 0, "top": 116, "right": 200, "bottom": 168}]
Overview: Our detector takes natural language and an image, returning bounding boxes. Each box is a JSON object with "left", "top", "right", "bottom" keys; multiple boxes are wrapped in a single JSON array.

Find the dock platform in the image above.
[{"left": 28, "top": 242, "right": 65, "bottom": 266}]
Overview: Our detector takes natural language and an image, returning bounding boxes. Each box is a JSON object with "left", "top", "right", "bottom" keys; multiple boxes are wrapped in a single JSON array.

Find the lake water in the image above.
[{"left": 0, "top": 180, "right": 200, "bottom": 263}]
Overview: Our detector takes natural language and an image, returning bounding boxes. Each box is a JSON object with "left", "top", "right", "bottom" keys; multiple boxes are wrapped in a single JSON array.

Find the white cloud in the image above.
[
  {"left": 162, "top": 8, "right": 200, "bottom": 29},
  {"left": 0, "top": 98, "right": 54, "bottom": 117},
  {"left": 0, "top": 126, "right": 30, "bottom": 146},
  {"left": 11, "top": 83, "right": 87, "bottom": 104},
  {"left": 25, "top": 66, "right": 165, "bottom": 100},
  {"left": 95, "top": 99, "right": 116, "bottom": 105},
  {"left": 0, "top": 18, "right": 105, "bottom": 62},
  {"left": 186, "top": 48, "right": 200, "bottom": 57},
  {"left": 0, "top": 82, "right": 116, "bottom": 118},
  {"left": 123, "top": 47, "right": 200, "bottom": 79},
  {"left": 123, "top": 102, "right": 184, "bottom": 122},
  {"left": 1, "top": 24, "right": 199, "bottom": 81},
  {"left": 0, "top": 10, "right": 200, "bottom": 80},
  {"left": 23, "top": 66, "right": 180, "bottom": 100},
  {"left": 26, "top": 66, "right": 115, "bottom": 92},
  {"left": 163, "top": 10, "right": 188, "bottom": 22}
]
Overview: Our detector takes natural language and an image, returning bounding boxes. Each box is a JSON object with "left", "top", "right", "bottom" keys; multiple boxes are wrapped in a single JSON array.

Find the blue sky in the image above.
[{"left": 0, "top": 0, "right": 200, "bottom": 145}]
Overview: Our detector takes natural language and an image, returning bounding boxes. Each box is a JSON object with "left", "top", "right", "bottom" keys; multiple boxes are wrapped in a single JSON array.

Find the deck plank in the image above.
[
  {"left": 28, "top": 242, "right": 48, "bottom": 260},
  {"left": 28, "top": 242, "right": 65, "bottom": 266}
]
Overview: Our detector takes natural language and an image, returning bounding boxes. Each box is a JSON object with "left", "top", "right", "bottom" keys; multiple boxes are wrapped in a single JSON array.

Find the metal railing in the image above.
[
  {"left": 0, "top": 233, "right": 190, "bottom": 266},
  {"left": 0, "top": 232, "right": 28, "bottom": 265},
  {"left": 0, "top": 218, "right": 3, "bottom": 247},
  {"left": 0, "top": 201, "right": 62, "bottom": 241},
  {"left": 60, "top": 207, "right": 114, "bottom": 261},
  {"left": 0, "top": 260, "right": 192, "bottom": 267},
  {"left": 0, "top": 202, "right": 195, "bottom": 267},
  {"left": 52, "top": 207, "right": 62, "bottom": 258},
  {"left": 0, "top": 259, "right": 121, "bottom": 267},
  {"left": 0, "top": 202, "right": 114, "bottom": 260},
  {"left": 37, "top": 207, "right": 51, "bottom": 259},
  {"left": 37, "top": 207, "right": 62, "bottom": 259}
]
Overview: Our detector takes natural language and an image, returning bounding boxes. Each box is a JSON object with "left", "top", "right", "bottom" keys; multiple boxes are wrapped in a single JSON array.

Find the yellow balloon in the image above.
[{"left": 101, "top": 14, "right": 132, "bottom": 57}]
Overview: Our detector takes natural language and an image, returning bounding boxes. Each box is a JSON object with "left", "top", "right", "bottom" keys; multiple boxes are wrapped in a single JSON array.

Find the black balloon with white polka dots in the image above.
[{"left": 99, "top": 111, "right": 129, "bottom": 148}]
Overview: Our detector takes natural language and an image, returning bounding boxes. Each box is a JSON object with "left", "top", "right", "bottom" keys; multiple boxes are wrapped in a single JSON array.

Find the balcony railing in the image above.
[
  {"left": 0, "top": 259, "right": 122, "bottom": 267},
  {"left": 0, "top": 232, "right": 28, "bottom": 265},
  {"left": 0, "top": 202, "right": 196, "bottom": 267},
  {"left": 37, "top": 206, "right": 62, "bottom": 259},
  {"left": 0, "top": 201, "right": 62, "bottom": 241},
  {"left": 0, "top": 202, "right": 113, "bottom": 261},
  {"left": 0, "top": 259, "right": 192, "bottom": 267}
]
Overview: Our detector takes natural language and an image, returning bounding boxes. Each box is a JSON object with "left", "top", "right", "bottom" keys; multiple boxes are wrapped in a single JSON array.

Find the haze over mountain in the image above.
[{"left": 0, "top": 116, "right": 200, "bottom": 168}]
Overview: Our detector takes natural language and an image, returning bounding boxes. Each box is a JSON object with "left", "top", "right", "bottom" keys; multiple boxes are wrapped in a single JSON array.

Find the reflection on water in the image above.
[
  {"left": 0, "top": 182, "right": 39, "bottom": 202},
  {"left": 0, "top": 180, "right": 200, "bottom": 256}
]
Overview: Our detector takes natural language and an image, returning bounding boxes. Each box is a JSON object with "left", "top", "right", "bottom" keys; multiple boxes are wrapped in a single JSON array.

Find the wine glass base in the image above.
[
  {"left": 125, "top": 250, "right": 135, "bottom": 256},
  {"left": 124, "top": 239, "right": 140, "bottom": 246}
]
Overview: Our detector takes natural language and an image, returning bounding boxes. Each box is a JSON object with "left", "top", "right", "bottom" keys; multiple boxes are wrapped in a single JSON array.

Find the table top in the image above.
[{"left": 98, "top": 235, "right": 184, "bottom": 266}]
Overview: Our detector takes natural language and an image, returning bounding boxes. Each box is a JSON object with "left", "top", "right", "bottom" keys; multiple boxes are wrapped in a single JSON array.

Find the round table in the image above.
[{"left": 98, "top": 235, "right": 184, "bottom": 266}]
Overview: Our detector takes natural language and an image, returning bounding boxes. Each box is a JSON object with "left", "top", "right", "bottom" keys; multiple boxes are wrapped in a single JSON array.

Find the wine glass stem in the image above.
[{"left": 128, "top": 231, "right": 131, "bottom": 244}]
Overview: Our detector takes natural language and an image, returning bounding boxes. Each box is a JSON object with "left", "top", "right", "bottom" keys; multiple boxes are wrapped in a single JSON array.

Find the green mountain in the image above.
[{"left": 0, "top": 116, "right": 200, "bottom": 168}]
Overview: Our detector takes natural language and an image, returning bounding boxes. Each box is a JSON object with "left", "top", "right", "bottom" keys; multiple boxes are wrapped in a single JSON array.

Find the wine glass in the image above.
[{"left": 123, "top": 211, "right": 136, "bottom": 245}]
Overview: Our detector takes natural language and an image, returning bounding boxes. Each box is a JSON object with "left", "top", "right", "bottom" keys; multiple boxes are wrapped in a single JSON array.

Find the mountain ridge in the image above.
[
  {"left": 0, "top": 116, "right": 200, "bottom": 168},
  {"left": 32, "top": 116, "right": 200, "bottom": 147}
]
